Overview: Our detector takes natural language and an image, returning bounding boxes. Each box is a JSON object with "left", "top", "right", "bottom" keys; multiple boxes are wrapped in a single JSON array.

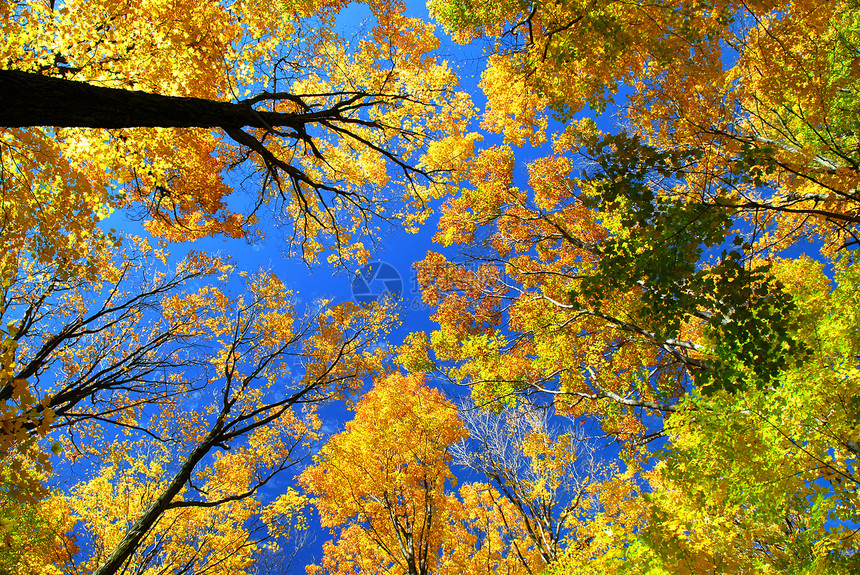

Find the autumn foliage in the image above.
[{"left": 1, "top": 0, "right": 859, "bottom": 573}]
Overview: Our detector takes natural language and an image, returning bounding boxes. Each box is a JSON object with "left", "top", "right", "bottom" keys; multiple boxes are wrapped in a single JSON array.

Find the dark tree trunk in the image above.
[
  {"left": 0, "top": 69, "right": 297, "bottom": 130},
  {"left": 91, "top": 413, "right": 226, "bottom": 575}
]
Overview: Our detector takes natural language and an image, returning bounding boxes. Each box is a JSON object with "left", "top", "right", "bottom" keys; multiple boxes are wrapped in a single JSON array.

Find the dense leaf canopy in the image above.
[{"left": 1, "top": 0, "right": 858, "bottom": 574}]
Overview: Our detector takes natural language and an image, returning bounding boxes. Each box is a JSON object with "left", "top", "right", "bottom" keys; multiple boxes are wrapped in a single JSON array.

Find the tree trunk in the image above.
[
  {"left": 0, "top": 69, "right": 297, "bottom": 130},
  {"left": 91, "top": 413, "right": 226, "bottom": 575}
]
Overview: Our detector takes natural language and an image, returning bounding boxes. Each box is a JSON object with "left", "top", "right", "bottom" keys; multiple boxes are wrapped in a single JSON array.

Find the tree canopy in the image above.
[{"left": 2, "top": 0, "right": 859, "bottom": 574}]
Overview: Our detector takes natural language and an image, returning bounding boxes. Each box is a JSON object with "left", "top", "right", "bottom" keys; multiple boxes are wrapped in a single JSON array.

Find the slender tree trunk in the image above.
[
  {"left": 91, "top": 414, "right": 226, "bottom": 575},
  {"left": 0, "top": 69, "right": 296, "bottom": 130}
]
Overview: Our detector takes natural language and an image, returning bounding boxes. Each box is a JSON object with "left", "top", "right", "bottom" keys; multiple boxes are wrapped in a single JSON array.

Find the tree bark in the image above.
[
  {"left": 91, "top": 413, "right": 227, "bottom": 575},
  {"left": 0, "top": 69, "right": 299, "bottom": 130}
]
